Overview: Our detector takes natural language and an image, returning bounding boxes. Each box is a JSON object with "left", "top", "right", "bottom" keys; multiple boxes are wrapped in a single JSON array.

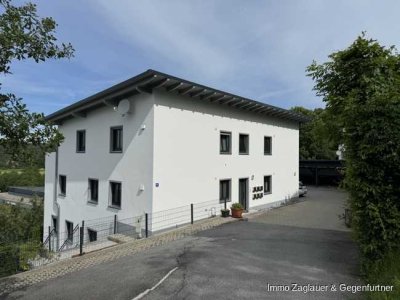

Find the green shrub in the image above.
[
  {"left": 365, "top": 250, "right": 400, "bottom": 299},
  {"left": 231, "top": 203, "right": 244, "bottom": 210},
  {"left": 0, "top": 244, "right": 19, "bottom": 277},
  {"left": 0, "top": 198, "right": 43, "bottom": 243},
  {"left": 0, "top": 198, "right": 44, "bottom": 277},
  {"left": 308, "top": 34, "right": 400, "bottom": 263},
  {"left": 0, "top": 168, "right": 44, "bottom": 192}
]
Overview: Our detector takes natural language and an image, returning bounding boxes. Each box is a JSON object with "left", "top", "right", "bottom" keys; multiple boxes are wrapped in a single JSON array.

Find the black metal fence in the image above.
[{"left": 0, "top": 198, "right": 228, "bottom": 278}]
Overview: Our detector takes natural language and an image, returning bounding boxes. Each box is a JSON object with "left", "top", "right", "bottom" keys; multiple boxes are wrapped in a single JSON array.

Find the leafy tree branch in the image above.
[{"left": 0, "top": 0, "right": 74, "bottom": 164}]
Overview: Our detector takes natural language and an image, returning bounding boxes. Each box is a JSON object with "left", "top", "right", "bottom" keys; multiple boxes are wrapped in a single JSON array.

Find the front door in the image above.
[{"left": 239, "top": 178, "right": 249, "bottom": 211}]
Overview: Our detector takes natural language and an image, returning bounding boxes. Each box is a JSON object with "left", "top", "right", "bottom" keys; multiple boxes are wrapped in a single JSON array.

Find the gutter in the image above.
[{"left": 45, "top": 69, "right": 310, "bottom": 124}]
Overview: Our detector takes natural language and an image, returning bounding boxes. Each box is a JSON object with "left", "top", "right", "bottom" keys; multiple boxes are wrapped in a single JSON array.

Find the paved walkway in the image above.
[
  {"left": 2, "top": 187, "right": 362, "bottom": 299},
  {"left": 0, "top": 216, "right": 238, "bottom": 297},
  {"left": 251, "top": 186, "right": 349, "bottom": 231}
]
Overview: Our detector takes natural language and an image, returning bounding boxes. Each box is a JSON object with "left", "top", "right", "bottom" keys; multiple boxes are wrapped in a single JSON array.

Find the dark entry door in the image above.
[{"left": 239, "top": 178, "right": 248, "bottom": 211}]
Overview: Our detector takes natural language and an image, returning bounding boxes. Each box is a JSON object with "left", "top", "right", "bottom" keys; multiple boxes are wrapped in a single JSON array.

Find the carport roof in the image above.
[{"left": 46, "top": 69, "right": 310, "bottom": 123}]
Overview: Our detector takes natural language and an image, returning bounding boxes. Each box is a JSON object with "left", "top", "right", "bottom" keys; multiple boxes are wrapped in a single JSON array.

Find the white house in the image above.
[{"left": 43, "top": 69, "right": 308, "bottom": 247}]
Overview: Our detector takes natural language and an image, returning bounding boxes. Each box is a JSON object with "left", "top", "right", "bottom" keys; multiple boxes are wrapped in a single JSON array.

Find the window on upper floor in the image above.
[
  {"left": 88, "top": 178, "right": 98, "bottom": 203},
  {"left": 239, "top": 134, "right": 249, "bottom": 155},
  {"left": 220, "top": 131, "right": 231, "bottom": 154},
  {"left": 59, "top": 175, "right": 66, "bottom": 196},
  {"left": 109, "top": 181, "right": 122, "bottom": 208},
  {"left": 76, "top": 130, "right": 86, "bottom": 153},
  {"left": 264, "top": 136, "right": 272, "bottom": 155},
  {"left": 110, "top": 126, "right": 123, "bottom": 153},
  {"left": 264, "top": 175, "right": 272, "bottom": 194},
  {"left": 219, "top": 179, "right": 231, "bottom": 203}
]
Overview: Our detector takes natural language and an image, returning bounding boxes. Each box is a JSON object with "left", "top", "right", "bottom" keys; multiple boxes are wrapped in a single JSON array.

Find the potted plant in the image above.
[
  {"left": 231, "top": 203, "right": 244, "bottom": 218},
  {"left": 221, "top": 208, "right": 230, "bottom": 217}
]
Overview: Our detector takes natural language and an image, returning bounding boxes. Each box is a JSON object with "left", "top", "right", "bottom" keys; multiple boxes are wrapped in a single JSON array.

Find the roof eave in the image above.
[{"left": 45, "top": 69, "right": 310, "bottom": 124}]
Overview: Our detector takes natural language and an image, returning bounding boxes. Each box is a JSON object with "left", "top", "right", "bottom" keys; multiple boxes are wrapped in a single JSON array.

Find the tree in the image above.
[
  {"left": 290, "top": 106, "right": 337, "bottom": 160},
  {"left": 0, "top": 0, "right": 74, "bottom": 164},
  {"left": 307, "top": 34, "right": 400, "bottom": 264}
]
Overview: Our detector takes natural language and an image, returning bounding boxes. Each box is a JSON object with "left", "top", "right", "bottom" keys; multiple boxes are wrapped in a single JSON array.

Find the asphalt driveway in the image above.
[{"left": 4, "top": 187, "right": 362, "bottom": 300}]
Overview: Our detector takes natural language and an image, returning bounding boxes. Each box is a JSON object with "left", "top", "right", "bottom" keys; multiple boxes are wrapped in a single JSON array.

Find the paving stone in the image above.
[{"left": 0, "top": 216, "right": 238, "bottom": 296}]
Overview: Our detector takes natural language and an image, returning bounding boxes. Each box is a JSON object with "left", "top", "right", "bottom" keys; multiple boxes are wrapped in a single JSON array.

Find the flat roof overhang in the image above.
[{"left": 45, "top": 69, "right": 310, "bottom": 124}]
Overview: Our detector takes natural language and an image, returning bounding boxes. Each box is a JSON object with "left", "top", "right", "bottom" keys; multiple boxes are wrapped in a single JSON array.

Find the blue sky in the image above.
[{"left": 2, "top": 0, "right": 400, "bottom": 115}]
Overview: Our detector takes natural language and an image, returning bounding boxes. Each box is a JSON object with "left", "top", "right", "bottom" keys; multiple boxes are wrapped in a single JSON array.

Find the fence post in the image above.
[
  {"left": 79, "top": 220, "right": 84, "bottom": 256},
  {"left": 145, "top": 213, "right": 148, "bottom": 238},
  {"left": 114, "top": 214, "right": 117, "bottom": 234},
  {"left": 15, "top": 246, "right": 20, "bottom": 272},
  {"left": 191, "top": 203, "right": 194, "bottom": 224},
  {"left": 48, "top": 226, "right": 51, "bottom": 252}
]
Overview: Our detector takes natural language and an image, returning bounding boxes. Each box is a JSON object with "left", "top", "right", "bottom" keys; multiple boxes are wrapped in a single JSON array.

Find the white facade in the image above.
[
  {"left": 44, "top": 70, "right": 302, "bottom": 241},
  {"left": 152, "top": 90, "right": 299, "bottom": 212}
]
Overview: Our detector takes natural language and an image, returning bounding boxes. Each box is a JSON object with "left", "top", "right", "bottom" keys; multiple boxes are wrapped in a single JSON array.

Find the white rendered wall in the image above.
[
  {"left": 152, "top": 90, "right": 299, "bottom": 214},
  {"left": 43, "top": 152, "right": 57, "bottom": 237},
  {"left": 44, "top": 93, "right": 155, "bottom": 238},
  {"left": 44, "top": 88, "right": 300, "bottom": 237}
]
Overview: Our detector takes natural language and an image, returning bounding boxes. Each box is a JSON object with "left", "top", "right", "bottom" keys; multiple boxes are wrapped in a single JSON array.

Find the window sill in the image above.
[
  {"left": 110, "top": 151, "right": 123, "bottom": 154},
  {"left": 58, "top": 193, "right": 66, "bottom": 198},
  {"left": 264, "top": 192, "right": 272, "bottom": 195},
  {"left": 87, "top": 200, "right": 98, "bottom": 205},
  {"left": 219, "top": 199, "right": 232, "bottom": 204},
  {"left": 264, "top": 153, "right": 272, "bottom": 156},
  {"left": 220, "top": 152, "right": 232, "bottom": 155},
  {"left": 76, "top": 151, "right": 86, "bottom": 154},
  {"left": 239, "top": 153, "right": 249, "bottom": 155},
  {"left": 108, "top": 205, "right": 121, "bottom": 210}
]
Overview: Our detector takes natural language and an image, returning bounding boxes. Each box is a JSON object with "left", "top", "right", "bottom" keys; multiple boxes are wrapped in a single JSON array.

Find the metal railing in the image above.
[
  {"left": 58, "top": 224, "right": 79, "bottom": 252},
  {"left": 1, "top": 198, "right": 229, "bottom": 278}
]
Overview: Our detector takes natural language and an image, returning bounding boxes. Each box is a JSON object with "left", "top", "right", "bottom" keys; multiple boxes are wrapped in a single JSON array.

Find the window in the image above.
[
  {"left": 110, "top": 181, "right": 122, "bottom": 208},
  {"left": 264, "top": 176, "right": 272, "bottom": 194},
  {"left": 76, "top": 130, "right": 86, "bottom": 153},
  {"left": 220, "top": 132, "right": 231, "bottom": 154},
  {"left": 110, "top": 126, "right": 123, "bottom": 153},
  {"left": 52, "top": 216, "right": 58, "bottom": 233},
  {"left": 88, "top": 229, "right": 97, "bottom": 242},
  {"left": 88, "top": 179, "right": 99, "bottom": 203},
  {"left": 264, "top": 136, "right": 272, "bottom": 155},
  {"left": 66, "top": 221, "right": 73, "bottom": 243},
  {"left": 219, "top": 179, "right": 231, "bottom": 203},
  {"left": 239, "top": 134, "right": 249, "bottom": 155},
  {"left": 59, "top": 175, "right": 66, "bottom": 196}
]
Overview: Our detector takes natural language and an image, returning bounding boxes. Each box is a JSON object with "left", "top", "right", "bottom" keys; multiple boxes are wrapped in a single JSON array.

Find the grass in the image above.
[{"left": 365, "top": 250, "right": 400, "bottom": 299}]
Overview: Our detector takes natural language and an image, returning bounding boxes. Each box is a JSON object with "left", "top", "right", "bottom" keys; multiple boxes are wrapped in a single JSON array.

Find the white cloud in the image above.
[{"left": 6, "top": 0, "right": 400, "bottom": 113}]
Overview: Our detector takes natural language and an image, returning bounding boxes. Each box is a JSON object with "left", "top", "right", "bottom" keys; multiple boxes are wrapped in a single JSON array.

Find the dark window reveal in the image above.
[
  {"left": 59, "top": 175, "right": 66, "bottom": 196},
  {"left": 219, "top": 179, "right": 231, "bottom": 203},
  {"left": 110, "top": 181, "right": 122, "bottom": 208},
  {"left": 264, "top": 176, "right": 272, "bottom": 194},
  {"left": 66, "top": 221, "right": 73, "bottom": 243},
  {"left": 110, "top": 126, "right": 123, "bottom": 152},
  {"left": 264, "top": 136, "right": 272, "bottom": 155},
  {"left": 88, "top": 229, "right": 97, "bottom": 242},
  {"left": 239, "top": 134, "right": 249, "bottom": 154},
  {"left": 76, "top": 130, "right": 86, "bottom": 152},
  {"left": 89, "top": 179, "right": 98, "bottom": 202},
  {"left": 220, "top": 132, "right": 231, "bottom": 154}
]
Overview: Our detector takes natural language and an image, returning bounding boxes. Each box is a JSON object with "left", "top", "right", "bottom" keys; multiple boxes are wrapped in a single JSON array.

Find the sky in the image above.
[{"left": 2, "top": 0, "right": 400, "bottom": 115}]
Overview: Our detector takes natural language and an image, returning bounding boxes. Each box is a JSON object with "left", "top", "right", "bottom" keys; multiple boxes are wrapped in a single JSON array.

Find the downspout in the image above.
[{"left": 53, "top": 147, "right": 60, "bottom": 249}]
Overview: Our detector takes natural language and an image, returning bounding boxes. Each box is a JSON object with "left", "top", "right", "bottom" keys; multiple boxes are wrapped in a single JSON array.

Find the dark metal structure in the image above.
[
  {"left": 299, "top": 160, "right": 345, "bottom": 186},
  {"left": 8, "top": 186, "right": 44, "bottom": 197}
]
